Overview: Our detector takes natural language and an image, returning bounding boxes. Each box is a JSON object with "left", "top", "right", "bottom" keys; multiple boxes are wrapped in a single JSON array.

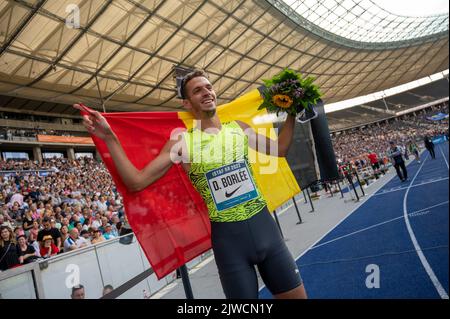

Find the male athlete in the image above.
[{"left": 74, "top": 70, "right": 307, "bottom": 299}]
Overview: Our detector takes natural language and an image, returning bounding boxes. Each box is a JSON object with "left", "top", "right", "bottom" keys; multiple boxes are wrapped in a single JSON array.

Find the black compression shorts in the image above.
[{"left": 211, "top": 207, "right": 303, "bottom": 299}]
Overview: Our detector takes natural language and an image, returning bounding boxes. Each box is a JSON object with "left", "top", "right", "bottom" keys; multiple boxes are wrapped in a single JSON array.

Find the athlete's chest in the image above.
[{"left": 189, "top": 127, "right": 248, "bottom": 164}]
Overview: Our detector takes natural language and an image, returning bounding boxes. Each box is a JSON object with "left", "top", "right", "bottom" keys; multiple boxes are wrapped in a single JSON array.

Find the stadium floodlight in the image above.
[{"left": 325, "top": 69, "right": 449, "bottom": 113}]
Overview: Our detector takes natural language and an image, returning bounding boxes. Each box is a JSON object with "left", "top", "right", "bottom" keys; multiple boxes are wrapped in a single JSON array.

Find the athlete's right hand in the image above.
[{"left": 73, "top": 104, "right": 114, "bottom": 141}]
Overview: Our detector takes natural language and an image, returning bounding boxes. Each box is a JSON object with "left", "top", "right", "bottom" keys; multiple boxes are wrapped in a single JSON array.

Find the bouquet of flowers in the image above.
[{"left": 258, "top": 68, "right": 322, "bottom": 123}]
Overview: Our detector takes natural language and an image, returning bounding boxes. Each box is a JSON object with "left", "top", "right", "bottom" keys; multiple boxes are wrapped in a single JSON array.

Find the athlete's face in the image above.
[{"left": 183, "top": 77, "right": 217, "bottom": 117}]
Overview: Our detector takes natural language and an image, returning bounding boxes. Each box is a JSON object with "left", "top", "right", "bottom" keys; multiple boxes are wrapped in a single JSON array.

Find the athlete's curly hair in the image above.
[{"left": 181, "top": 70, "right": 209, "bottom": 99}]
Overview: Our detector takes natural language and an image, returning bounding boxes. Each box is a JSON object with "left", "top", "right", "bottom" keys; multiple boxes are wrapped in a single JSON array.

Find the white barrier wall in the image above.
[
  {"left": 0, "top": 234, "right": 210, "bottom": 299},
  {"left": 0, "top": 271, "right": 36, "bottom": 299}
]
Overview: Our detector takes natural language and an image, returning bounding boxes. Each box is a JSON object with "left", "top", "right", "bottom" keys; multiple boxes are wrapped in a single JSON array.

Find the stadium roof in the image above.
[{"left": 0, "top": 0, "right": 448, "bottom": 114}]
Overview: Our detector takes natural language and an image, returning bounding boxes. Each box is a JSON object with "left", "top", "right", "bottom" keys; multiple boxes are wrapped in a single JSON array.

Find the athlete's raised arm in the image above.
[
  {"left": 74, "top": 104, "right": 179, "bottom": 192},
  {"left": 236, "top": 114, "right": 295, "bottom": 157}
]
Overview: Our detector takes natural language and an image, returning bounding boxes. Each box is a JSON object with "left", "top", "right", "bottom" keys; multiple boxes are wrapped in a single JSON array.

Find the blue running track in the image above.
[{"left": 260, "top": 142, "right": 449, "bottom": 299}]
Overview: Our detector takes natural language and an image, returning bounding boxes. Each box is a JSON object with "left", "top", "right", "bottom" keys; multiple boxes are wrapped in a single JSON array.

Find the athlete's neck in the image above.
[{"left": 194, "top": 114, "right": 222, "bottom": 132}]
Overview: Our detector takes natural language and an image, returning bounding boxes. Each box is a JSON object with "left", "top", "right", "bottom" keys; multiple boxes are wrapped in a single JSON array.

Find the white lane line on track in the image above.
[
  {"left": 373, "top": 177, "right": 449, "bottom": 196},
  {"left": 310, "top": 200, "right": 449, "bottom": 250},
  {"left": 403, "top": 155, "right": 449, "bottom": 299},
  {"left": 257, "top": 154, "right": 435, "bottom": 294},
  {"left": 439, "top": 144, "right": 449, "bottom": 169},
  {"left": 258, "top": 187, "right": 382, "bottom": 293}
]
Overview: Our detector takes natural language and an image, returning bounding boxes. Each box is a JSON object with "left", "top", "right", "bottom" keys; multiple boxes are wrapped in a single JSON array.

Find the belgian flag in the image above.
[{"left": 80, "top": 89, "right": 300, "bottom": 279}]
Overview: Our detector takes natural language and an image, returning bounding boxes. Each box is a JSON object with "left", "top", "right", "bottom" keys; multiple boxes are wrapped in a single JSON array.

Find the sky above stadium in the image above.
[
  {"left": 373, "top": 0, "right": 449, "bottom": 16},
  {"left": 280, "top": 0, "right": 449, "bottom": 42}
]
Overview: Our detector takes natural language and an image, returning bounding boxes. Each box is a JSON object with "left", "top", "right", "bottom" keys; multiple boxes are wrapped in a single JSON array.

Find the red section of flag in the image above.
[{"left": 79, "top": 105, "right": 211, "bottom": 279}]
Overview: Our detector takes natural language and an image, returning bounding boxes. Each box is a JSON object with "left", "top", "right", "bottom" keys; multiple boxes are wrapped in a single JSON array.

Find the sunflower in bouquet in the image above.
[{"left": 258, "top": 69, "right": 322, "bottom": 122}]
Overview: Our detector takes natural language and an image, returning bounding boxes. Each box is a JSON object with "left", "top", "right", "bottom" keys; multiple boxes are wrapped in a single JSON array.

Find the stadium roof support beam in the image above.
[{"left": 0, "top": 0, "right": 47, "bottom": 56}]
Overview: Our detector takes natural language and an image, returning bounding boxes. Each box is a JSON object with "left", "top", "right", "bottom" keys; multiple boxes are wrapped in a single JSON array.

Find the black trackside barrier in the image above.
[
  {"left": 179, "top": 264, "right": 194, "bottom": 299},
  {"left": 354, "top": 171, "right": 366, "bottom": 197},
  {"left": 101, "top": 268, "right": 154, "bottom": 299},
  {"left": 292, "top": 198, "right": 303, "bottom": 224},
  {"left": 100, "top": 264, "right": 195, "bottom": 300},
  {"left": 336, "top": 179, "right": 344, "bottom": 198},
  {"left": 273, "top": 210, "right": 284, "bottom": 239},
  {"left": 347, "top": 174, "right": 360, "bottom": 202},
  {"left": 306, "top": 188, "right": 315, "bottom": 212}
]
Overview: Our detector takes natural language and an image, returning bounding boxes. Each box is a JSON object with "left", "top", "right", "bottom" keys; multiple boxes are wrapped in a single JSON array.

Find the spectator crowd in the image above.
[
  {"left": 332, "top": 103, "right": 449, "bottom": 170},
  {"left": 0, "top": 127, "right": 84, "bottom": 140},
  {"left": 0, "top": 157, "right": 130, "bottom": 271}
]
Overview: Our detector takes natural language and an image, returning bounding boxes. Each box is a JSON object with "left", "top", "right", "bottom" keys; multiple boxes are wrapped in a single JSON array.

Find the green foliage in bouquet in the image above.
[{"left": 258, "top": 68, "right": 322, "bottom": 116}]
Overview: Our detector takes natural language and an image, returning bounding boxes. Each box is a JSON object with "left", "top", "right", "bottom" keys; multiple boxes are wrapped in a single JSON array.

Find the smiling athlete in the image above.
[{"left": 74, "top": 70, "right": 306, "bottom": 299}]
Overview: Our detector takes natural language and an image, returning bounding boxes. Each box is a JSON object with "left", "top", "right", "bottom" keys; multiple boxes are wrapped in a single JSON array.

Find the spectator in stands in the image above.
[
  {"left": 71, "top": 284, "right": 85, "bottom": 299},
  {"left": 91, "top": 229, "right": 105, "bottom": 245},
  {"left": 51, "top": 194, "right": 62, "bottom": 207},
  {"left": 29, "top": 220, "right": 40, "bottom": 242},
  {"left": 40, "top": 235, "right": 59, "bottom": 258},
  {"left": 0, "top": 226, "right": 20, "bottom": 271},
  {"left": 64, "top": 228, "right": 88, "bottom": 251},
  {"left": 95, "top": 196, "right": 108, "bottom": 212},
  {"left": 29, "top": 187, "right": 40, "bottom": 201},
  {"left": 59, "top": 225, "right": 69, "bottom": 250},
  {"left": 23, "top": 198, "right": 33, "bottom": 211},
  {"left": 30, "top": 203, "right": 40, "bottom": 220},
  {"left": 91, "top": 212, "right": 102, "bottom": 230},
  {"left": 17, "top": 235, "right": 39, "bottom": 264},
  {"left": 9, "top": 202, "right": 22, "bottom": 222},
  {"left": 69, "top": 214, "right": 80, "bottom": 229},
  {"left": 36, "top": 202, "right": 45, "bottom": 216},
  {"left": 73, "top": 221, "right": 83, "bottom": 234},
  {"left": 22, "top": 209, "right": 34, "bottom": 236},
  {"left": 99, "top": 216, "right": 108, "bottom": 234},
  {"left": 51, "top": 217, "right": 61, "bottom": 230},
  {"left": 0, "top": 205, "right": 11, "bottom": 221},
  {"left": 102, "top": 224, "right": 116, "bottom": 240},
  {"left": 61, "top": 217, "right": 70, "bottom": 230},
  {"left": 14, "top": 226, "right": 25, "bottom": 238},
  {"left": 110, "top": 215, "right": 120, "bottom": 237},
  {"left": 6, "top": 129, "right": 13, "bottom": 141},
  {"left": 37, "top": 217, "right": 62, "bottom": 249},
  {"left": 80, "top": 229, "right": 91, "bottom": 244},
  {"left": 0, "top": 214, "right": 14, "bottom": 230},
  {"left": 73, "top": 206, "right": 84, "bottom": 224},
  {"left": 9, "top": 191, "right": 24, "bottom": 208},
  {"left": 54, "top": 206, "right": 63, "bottom": 220},
  {"left": 387, "top": 141, "right": 408, "bottom": 182}
]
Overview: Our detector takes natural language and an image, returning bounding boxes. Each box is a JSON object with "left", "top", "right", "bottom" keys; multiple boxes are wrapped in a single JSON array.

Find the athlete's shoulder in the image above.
[
  {"left": 234, "top": 120, "right": 252, "bottom": 132},
  {"left": 234, "top": 120, "right": 247, "bottom": 127}
]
